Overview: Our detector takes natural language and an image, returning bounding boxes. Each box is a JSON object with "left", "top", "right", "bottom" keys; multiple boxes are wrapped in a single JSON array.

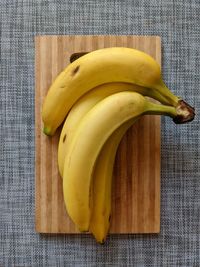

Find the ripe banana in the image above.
[
  {"left": 58, "top": 82, "right": 164, "bottom": 177},
  {"left": 89, "top": 119, "right": 136, "bottom": 243},
  {"left": 58, "top": 82, "right": 153, "bottom": 241},
  {"left": 42, "top": 47, "right": 194, "bottom": 136},
  {"left": 63, "top": 92, "right": 178, "bottom": 231},
  {"left": 58, "top": 82, "right": 144, "bottom": 241}
]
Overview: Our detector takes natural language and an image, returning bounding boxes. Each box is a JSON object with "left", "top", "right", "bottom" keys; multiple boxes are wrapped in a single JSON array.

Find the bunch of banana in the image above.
[
  {"left": 42, "top": 47, "right": 195, "bottom": 243},
  {"left": 42, "top": 47, "right": 194, "bottom": 135}
]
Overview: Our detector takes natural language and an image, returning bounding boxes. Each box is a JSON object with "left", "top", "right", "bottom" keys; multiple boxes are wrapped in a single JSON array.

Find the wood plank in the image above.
[{"left": 35, "top": 35, "right": 161, "bottom": 234}]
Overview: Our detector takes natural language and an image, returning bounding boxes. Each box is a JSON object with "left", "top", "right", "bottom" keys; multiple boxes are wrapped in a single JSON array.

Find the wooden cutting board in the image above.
[{"left": 35, "top": 35, "right": 161, "bottom": 234}]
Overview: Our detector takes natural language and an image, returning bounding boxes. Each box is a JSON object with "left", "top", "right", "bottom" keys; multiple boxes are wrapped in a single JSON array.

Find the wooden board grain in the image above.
[{"left": 35, "top": 35, "right": 161, "bottom": 234}]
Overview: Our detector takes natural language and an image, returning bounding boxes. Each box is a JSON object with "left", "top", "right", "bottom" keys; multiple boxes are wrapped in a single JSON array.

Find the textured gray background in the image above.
[{"left": 0, "top": 0, "right": 199, "bottom": 266}]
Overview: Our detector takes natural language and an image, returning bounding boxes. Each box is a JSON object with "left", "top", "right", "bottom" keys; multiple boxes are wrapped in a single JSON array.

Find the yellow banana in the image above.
[
  {"left": 42, "top": 47, "right": 194, "bottom": 136},
  {"left": 63, "top": 92, "right": 178, "bottom": 231},
  {"left": 89, "top": 119, "right": 136, "bottom": 243},
  {"left": 58, "top": 82, "right": 162, "bottom": 177},
  {"left": 58, "top": 82, "right": 142, "bottom": 241},
  {"left": 58, "top": 82, "right": 150, "bottom": 241}
]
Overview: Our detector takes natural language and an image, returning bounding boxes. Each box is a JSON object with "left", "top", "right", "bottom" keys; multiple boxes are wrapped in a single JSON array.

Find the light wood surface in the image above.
[{"left": 35, "top": 35, "right": 161, "bottom": 234}]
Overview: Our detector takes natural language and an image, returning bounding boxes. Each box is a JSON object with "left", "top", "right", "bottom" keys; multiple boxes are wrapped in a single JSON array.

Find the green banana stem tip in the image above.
[{"left": 43, "top": 126, "right": 53, "bottom": 136}]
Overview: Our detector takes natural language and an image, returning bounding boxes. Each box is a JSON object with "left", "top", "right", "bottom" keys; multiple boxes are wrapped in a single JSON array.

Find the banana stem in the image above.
[
  {"left": 145, "top": 89, "right": 173, "bottom": 106},
  {"left": 173, "top": 100, "right": 195, "bottom": 124},
  {"left": 145, "top": 102, "right": 177, "bottom": 118},
  {"left": 150, "top": 82, "right": 195, "bottom": 123},
  {"left": 156, "top": 82, "right": 180, "bottom": 107}
]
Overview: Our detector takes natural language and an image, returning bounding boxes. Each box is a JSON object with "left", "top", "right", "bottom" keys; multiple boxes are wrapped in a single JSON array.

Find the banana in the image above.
[
  {"left": 42, "top": 47, "right": 194, "bottom": 136},
  {"left": 63, "top": 92, "right": 178, "bottom": 231},
  {"left": 58, "top": 82, "right": 163, "bottom": 177},
  {"left": 89, "top": 120, "right": 135, "bottom": 243},
  {"left": 58, "top": 82, "right": 152, "bottom": 241},
  {"left": 58, "top": 82, "right": 143, "bottom": 241},
  {"left": 57, "top": 82, "right": 143, "bottom": 241}
]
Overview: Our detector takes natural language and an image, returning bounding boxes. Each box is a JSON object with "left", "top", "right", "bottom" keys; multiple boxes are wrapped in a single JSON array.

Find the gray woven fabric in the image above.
[{"left": 0, "top": 0, "right": 199, "bottom": 266}]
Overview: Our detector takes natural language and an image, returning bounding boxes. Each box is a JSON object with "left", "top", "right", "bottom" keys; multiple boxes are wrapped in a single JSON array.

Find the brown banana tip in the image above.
[
  {"left": 173, "top": 100, "right": 195, "bottom": 124},
  {"left": 99, "top": 239, "right": 105, "bottom": 245}
]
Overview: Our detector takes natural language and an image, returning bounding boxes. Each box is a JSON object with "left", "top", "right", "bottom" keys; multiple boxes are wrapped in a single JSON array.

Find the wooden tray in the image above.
[{"left": 35, "top": 35, "right": 161, "bottom": 234}]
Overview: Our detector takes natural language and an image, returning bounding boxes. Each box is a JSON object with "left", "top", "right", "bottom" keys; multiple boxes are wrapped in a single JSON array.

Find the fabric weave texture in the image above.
[{"left": 0, "top": 0, "right": 199, "bottom": 266}]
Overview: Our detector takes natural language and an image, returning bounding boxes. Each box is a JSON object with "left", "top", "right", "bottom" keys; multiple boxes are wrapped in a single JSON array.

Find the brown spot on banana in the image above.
[
  {"left": 63, "top": 134, "right": 66, "bottom": 143},
  {"left": 71, "top": 65, "right": 80, "bottom": 76}
]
